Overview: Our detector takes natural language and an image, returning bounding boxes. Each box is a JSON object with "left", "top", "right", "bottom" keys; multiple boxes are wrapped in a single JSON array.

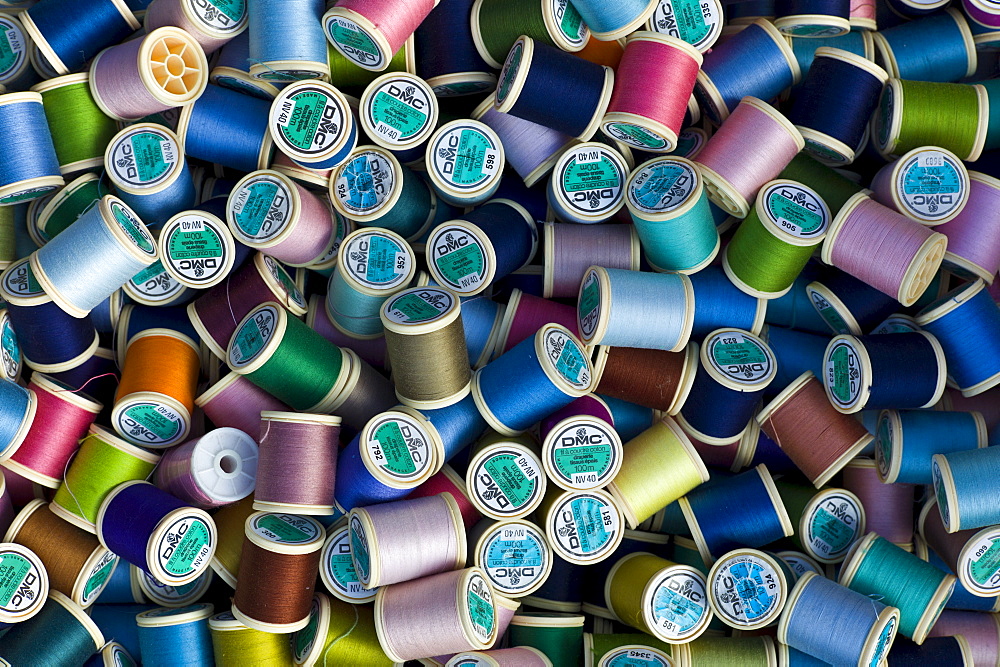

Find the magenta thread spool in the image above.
[
  {"left": 253, "top": 412, "right": 340, "bottom": 516},
  {"left": 323, "top": 0, "right": 437, "bottom": 72},
  {"left": 939, "top": 172, "right": 1000, "bottom": 282},
  {"left": 539, "top": 394, "right": 623, "bottom": 492},
  {"left": 870, "top": 146, "right": 970, "bottom": 226},
  {"left": 546, "top": 143, "right": 630, "bottom": 224},
  {"left": 821, "top": 192, "right": 948, "bottom": 307},
  {"left": 473, "top": 98, "right": 574, "bottom": 187},
  {"left": 494, "top": 290, "right": 576, "bottom": 360},
  {"left": 601, "top": 32, "right": 702, "bottom": 154},
  {"left": 195, "top": 371, "right": 290, "bottom": 437},
  {"left": 143, "top": 0, "right": 249, "bottom": 54},
  {"left": 542, "top": 222, "right": 639, "bottom": 299},
  {"left": 423, "top": 119, "right": 505, "bottom": 207},
  {"left": 694, "top": 96, "right": 805, "bottom": 218},
  {"left": 153, "top": 427, "right": 258, "bottom": 509},
  {"left": 267, "top": 80, "right": 358, "bottom": 170}
]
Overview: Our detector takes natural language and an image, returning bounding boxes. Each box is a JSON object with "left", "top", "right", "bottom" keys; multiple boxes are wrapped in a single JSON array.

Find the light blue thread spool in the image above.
[
  {"left": 0, "top": 92, "right": 63, "bottom": 205},
  {"left": 268, "top": 80, "right": 358, "bottom": 170},
  {"left": 247, "top": 0, "right": 329, "bottom": 81},
  {"left": 177, "top": 84, "right": 274, "bottom": 173},
  {"left": 0, "top": 377, "right": 36, "bottom": 458},
  {"left": 136, "top": 604, "right": 214, "bottom": 667},
  {"left": 210, "top": 30, "right": 280, "bottom": 100},
  {"left": 876, "top": 409, "right": 986, "bottom": 485},
  {"left": 873, "top": 9, "right": 977, "bottom": 82},
  {"left": 570, "top": 0, "right": 659, "bottom": 40},
  {"left": 933, "top": 445, "right": 1000, "bottom": 533}
]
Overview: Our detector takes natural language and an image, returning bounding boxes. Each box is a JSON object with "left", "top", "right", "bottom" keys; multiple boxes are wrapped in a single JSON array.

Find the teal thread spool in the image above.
[
  {"left": 32, "top": 72, "right": 119, "bottom": 175},
  {"left": 0, "top": 591, "right": 104, "bottom": 666},
  {"left": 36, "top": 173, "right": 108, "bottom": 240}
]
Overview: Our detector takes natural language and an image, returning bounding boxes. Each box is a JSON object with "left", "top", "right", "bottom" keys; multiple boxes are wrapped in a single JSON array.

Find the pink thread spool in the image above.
[
  {"left": 90, "top": 27, "right": 209, "bottom": 121},
  {"left": 253, "top": 412, "right": 340, "bottom": 516},
  {"left": 307, "top": 294, "right": 388, "bottom": 370},
  {"left": 492, "top": 289, "right": 578, "bottom": 359},
  {"left": 406, "top": 465, "right": 482, "bottom": 529},
  {"left": 850, "top": 0, "right": 876, "bottom": 29},
  {"left": 869, "top": 147, "right": 970, "bottom": 226},
  {"left": 492, "top": 594, "right": 520, "bottom": 648},
  {"left": 941, "top": 387, "right": 1000, "bottom": 433},
  {"left": 842, "top": 458, "right": 915, "bottom": 547},
  {"left": 542, "top": 223, "right": 640, "bottom": 299},
  {"left": 694, "top": 96, "right": 804, "bottom": 218},
  {"left": 940, "top": 172, "right": 1000, "bottom": 283},
  {"left": 144, "top": 0, "right": 248, "bottom": 54},
  {"left": 153, "top": 427, "right": 258, "bottom": 509},
  {"left": 323, "top": 0, "right": 439, "bottom": 72},
  {"left": 602, "top": 32, "right": 703, "bottom": 154},
  {"left": 928, "top": 609, "right": 1000, "bottom": 665},
  {"left": 5, "top": 374, "right": 101, "bottom": 489},
  {"left": 821, "top": 192, "right": 948, "bottom": 307},
  {"left": 195, "top": 371, "right": 290, "bottom": 437}
]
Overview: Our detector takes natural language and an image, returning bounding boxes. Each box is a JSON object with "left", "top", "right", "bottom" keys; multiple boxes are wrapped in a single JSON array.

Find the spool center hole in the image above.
[
  {"left": 165, "top": 54, "right": 185, "bottom": 77},
  {"left": 219, "top": 453, "right": 239, "bottom": 474}
]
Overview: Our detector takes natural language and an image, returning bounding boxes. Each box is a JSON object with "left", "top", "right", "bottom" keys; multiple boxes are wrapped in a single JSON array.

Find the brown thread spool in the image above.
[
  {"left": 756, "top": 371, "right": 873, "bottom": 488},
  {"left": 381, "top": 286, "right": 471, "bottom": 410},
  {"left": 232, "top": 511, "right": 324, "bottom": 633},
  {"left": 4, "top": 500, "right": 117, "bottom": 609},
  {"left": 591, "top": 343, "right": 698, "bottom": 415}
]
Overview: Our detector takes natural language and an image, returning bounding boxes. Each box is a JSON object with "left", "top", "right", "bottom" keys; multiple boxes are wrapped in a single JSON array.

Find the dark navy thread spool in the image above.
[
  {"left": 267, "top": 80, "right": 358, "bottom": 171},
  {"left": 822, "top": 332, "right": 947, "bottom": 414},
  {"left": 21, "top": 0, "right": 140, "bottom": 75},
  {"left": 884, "top": 0, "right": 948, "bottom": 18},
  {"left": 762, "top": 272, "right": 835, "bottom": 335},
  {"left": 693, "top": 19, "right": 800, "bottom": 124},
  {"left": 677, "top": 328, "right": 777, "bottom": 445},
  {"left": 493, "top": 35, "right": 615, "bottom": 141},
  {"left": 764, "top": 325, "right": 830, "bottom": 390},
  {"left": 176, "top": 84, "right": 273, "bottom": 173},
  {"left": 414, "top": 0, "right": 495, "bottom": 96},
  {"left": 689, "top": 266, "right": 766, "bottom": 339},
  {"left": 210, "top": 30, "right": 280, "bottom": 101},
  {"left": 727, "top": 0, "right": 778, "bottom": 23},
  {"left": 426, "top": 199, "right": 537, "bottom": 297},
  {"left": 789, "top": 48, "right": 888, "bottom": 166},
  {"left": 789, "top": 30, "right": 874, "bottom": 79},
  {"left": 0, "top": 92, "right": 64, "bottom": 205},
  {"left": 522, "top": 552, "right": 581, "bottom": 612},
  {"left": 806, "top": 270, "right": 900, "bottom": 335},
  {"left": 116, "top": 304, "right": 200, "bottom": 364},
  {"left": 774, "top": 0, "right": 851, "bottom": 36},
  {"left": 873, "top": 9, "right": 976, "bottom": 83},
  {"left": 885, "top": 635, "right": 970, "bottom": 666}
]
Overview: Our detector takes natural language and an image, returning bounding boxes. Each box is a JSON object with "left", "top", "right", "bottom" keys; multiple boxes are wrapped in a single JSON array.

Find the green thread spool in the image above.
[
  {"left": 50, "top": 424, "right": 160, "bottom": 533},
  {"left": 839, "top": 532, "right": 955, "bottom": 643},
  {"left": 0, "top": 203, "right": 16, "bottom": 269},
  {"left": 209, "top": 611, "right": 294, "bottom": 666},
  {"left": 874, "top": 78, "right": 987, "bottom": 162},
  {"left": 508, "top": 612, "right": 585, "bottom": 667},
  {"left": 584, "top": 633, "right": 677, "bottom": 667},
  {"left": 471, "top": 0, "right": 590, "bottom": 69},
  {"left": 37, "top": 172, "right": 108, "bottom": 240},
  {"left": 328, "top": 36, "right": 412, "bottom": 92},
  {"left": 979, "top": 78, "right": 1000, "bottom": 152},
  {"left": 724, "top": 179, "right": 830, "bottom": 299},
  {"left": 227, "top": 301, "right": 349, "bottom": 413},
  {"left": 778, "top": 153, "right": 862, "bottom": 219},
  {"left": 291, "top": 593, "right": 395, "bottom": 666},
  {"left": 31, "top": 72, "right": 120, "bottom": 174},
  {"left": 681, "top": 635, "right": 776, "bottom": 666},
  {"left": 0, "top": 591, "right": 105, "bottom": 666}
]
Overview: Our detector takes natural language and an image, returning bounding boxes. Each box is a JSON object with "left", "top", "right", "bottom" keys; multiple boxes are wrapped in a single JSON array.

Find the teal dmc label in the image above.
[
  {"left": 549, "top": 420, "right": 616, "bottom": 488},
  {"left": 325, "top": 527, "right": 373, "bottom": 600},
  {"left": 544, "top": 328, "right": 591, "bottom": 389},
  {"left": 293, "top": 599, "right": 320, "bottom": 660},
  {"left": 783, "top": 23, "right": 845, "bottom": 37},
  {"left": 189, "top": 0, "right": 246, "bottom": 32},
  {"left": 651, "top": 0, "right": 720, "bottom": 51},
  {"left": 0, "top": 185, "right": 58, "bottom": 205},
  {"left": 707, "top": 331, "right": 771, "bottom": 384},
  {"left": 231, "top": 175, "right": 290, "bottom": 242},
  {"left": 553, "top": 494, "right": 617, "bottom": 556},
  {"left": 603, "top": 648, "right": 671, "bottom": 667},
  {"left": 763, "top": 182, "right": 828, "bottom": 238},
  {"left": 350, "top": 515, "right": 371, "bottom": 582},
  {"left": 432, "top": 126, "right": 501, "bottom": 190},
  {"left": 496, "top": 42, "right": 523, "bottom": 104},
  {"left": 578, "top": 270, "right": 601, "bottom": 339},
  {"left": 229, "top": 305, "right": 277, "bottom": 366},
  {"left": 112, "top": 645, "right": 137, "bottom": 667},
  {"left": 628, "top": 160, "right": 697, "bottom": 213},
  {"left": 263, "top": 256, "right": 307, "bottom": 310},
  {"left": 82, "top": 551, "right": 117, "bottom": 604},
  {"left": 367, "top": 79, "right": 431, "bottom": 144},
  {"left": 327, "top": 15, "right": 384, "bottom": 69},
  {"left": 0, "top": 18, "right": 26, "bottom": 79},
  {"left": 807, "top": 494, "right": 861, "bottom": 560},
  {"left": 808, "top": 288, "right": 852, "bottom": 335},
  {"left": 465, "top": 573, "right": 495, "bottom": 643},
  {"left": 334, "top": 151, "right": 395, "bottom": 215},
  {"left": 117, "top": 401, "right": 183, "bottom": 444},
  {"left": 366, "top": 235, "right": 404, "bottom": 285},
  {"left": 477, "top": 450, "right": 540, "bottom": 514},
  {"left": 341, "top": 232, "right": 411, "bottom": 290},
  {"left": 272, "top": 86, "right": 346, "bottom": 155},
  {"left": 366, "top": 418, "right": 422, "bottom": 477},
  {"left": 559, "top": 147, "right": 625, "bottom": 217},
  {"left": 603, "top": 122, "right": 669, "bottom": 150},
  {"left": 160, "top": 517, "right": 212, "bottom": 577},
  {"left": 652, "top": 571, "right": 708, "bottom": 639},
  {"left": 253, "top": 513, "right": 319, "bottom": 544},
  {"left": 897, "top": 150, "right": 964, "bottom": 220},
  {"left": 870, "top": 616, "right": 896, "bottom": 667},
  {"left": 0, "top": 551, "right": 40, "bottom": 612},
  {"left": 556, "top": 0, "right": 586, "bottom": 43},
  {"left": 384, "top": 289, "right": 451, "bottom": 325},
  {"left": 431, "top": 226, "right": 487, "bottom": 292},
  {"left": 111, "top": 130, "right": 178, "bottom": 188},
  {"left": 110, "top": 202, "right": 156, "bottom": 255},
  {"left": 165, "top": 215, "right": 227, "bottom": 284},
  {"left": 826, "top": 340, "right": 862, "bottom": 409},
  {"left": 1, "top": 315, "right": 20, "bottom": 381},
  {"left": 482, "top": 523, "right": 546, "bottom": 594},
  {"left": 2, "top": 259, "right": 43, "bottom": 298},
  {"left": 129, "top": 261, "right": 184, "bottom": 303},
  {"left": 933, "top": 460, "right": 950, "bottom": 528},
  {"left": 967, "top": 532, "right": 1000, "bottom": 590},
  {"left": 804, "top": 136, "right": 850, "bottom": 165},
  {"left": 710, "top": 554, "right": 782, "bottom": 625}
]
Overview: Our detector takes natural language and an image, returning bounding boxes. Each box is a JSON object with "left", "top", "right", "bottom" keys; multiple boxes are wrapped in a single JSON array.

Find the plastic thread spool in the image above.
[
  {"left": 870, "top": 146, "right": 969, "bottom": 226},
  {"left": 763, "top": 325, "right": 829, "bottom": 390},
  {"left": 916, "top": 279, "right": 1000, "bottom": 397},
  {"left": 207, "top": 495, "right": 255, "bottom": 589},
  {"left": 0, "top": 91, "right": 64, "bottom": 205},
  {"left": 472, "top": 97, "right": 573, "bottom": 188},
  {"left": 445, "top": 647, "right": 552, "bottom": 666},
  {"left": 90, "top": 27, "right": 208, "bottom": 121},
  {"left": 873, "top": 9, "right": 976, "bottom": 83},
  {"left": 842, "top": 458, "right": 915, "bottom": 547},
  {"left": 135, "top": 603, "right": 214, "bottom": 666},
  {"left": 253, "top": 411, "right": 340, "bottom": 516},
  {"left": 324, "top": 347, "right": 398, "bottom": 431},
  {"left": 153, "top": 427, "right": 258, "bottom": 509},
  {"left": 412, "top": 0, "right": 493, "bottom": 96},
  {"left": 267, "top": 80, "right": 357, "bottom": 170},
  {"left": 157, "top": 209, "right": 237, "bottom": 290},
  {"left": 624, "top": 156, "right": 719, "bottom": 274},
  {"left": 773, "top": 0, "right": 851, "bottom": 35},
  {"left": 592, "top": 345, "right": 697, "bottom": 417},
  {"left": 359, "top": 71, "right": 438, "bottom": 155},
  {"left": 0, "top": 591, "right": 104, "bottom": 665},
  {"left": 688, "top": 267, "right": 767, "bottom": 340},
  {"left": 587, "top": 637, "right": 672, "bottom": 667},
  {"left": 541, "top": 487, "right": 624, "bottom": 565},
  {"left": 538, "top": 395, "right": 622, "bottom": 492},
  {"left": 209, "top": 610, "right": 293, "bottom": 666},
  {"left": 776, "top": 482, "right": 866, "bottom": 564},
  {"left": 939, "top": 173, "right": 1000, "bottom": 282},
  {"left": 875, "top": 409, "right": 986, "bottom": 485},
  {"left": 724, "top": 179, "right": 831, "bottom": 300},
  {"left": 873, "top": 78, "right": 987, "bottom": 162},
  {"left": 694, "top": 96, "right": 805, "bottom": 218},
  {"left": 31, "top": 73, "right": 119, "bottom": 175},
  {"left": 547, "top": 143, "right": 629, "bottom": 224},
  {"left": 646, "top": 0, "right": 723, "bottom": 52},
  {"left": 424, "top": 118, "right": 504, "bottom": 206},
  {"left": 466, "top": 438, "right": 547, "bottom": 520},
  {"left": 320, "top": 522, "right": 378, "bottom": 604},
  {"left": 468, "top": 517, "right": 552, "bottom": 598},
  {"left": 776, "top": 550, "right": 825, "bottom": 584},
  {"left": 0, "top": 13, "right": 36, "bottom": 92},
  {"left": 493, "top": 35, "right": 613, "bottom": 142},
  {"left": 920, "top": 497, "right": 1000, "bottom": 600},
  {"left": 839, "top": 532, "right": 955, "bottom": 642},
  {"left": 329, "top": 145, "right": 433, "bottom": 240},
  {"left": 493, "top": 291, "right": 573, "bottom": 360},
  {"left": 520, "top": 551, "right": 581, "bottom": 613},
  {"left": 144, "top": 0, "right": 248, "bottom": 53},
  {"left": 20, "top": 0, "right": 139, "bottom": 75},
  {"left": 706, "top": 549, "right": 787, "bottom": 631},
  {"left": 605, "top": 552, "right": 712, "bottom": 643},
  {"left": 195, "top": 372, "right": 289, "bottom": 439},
  {"left": 569, "top": 0, "right": 658, "bottom": 40},
  {"left": 469, "top": 0, "right": 590, "bottom": 70},
  {"left": 933, "top": 445, "right": 1000, "bottom": 534}
]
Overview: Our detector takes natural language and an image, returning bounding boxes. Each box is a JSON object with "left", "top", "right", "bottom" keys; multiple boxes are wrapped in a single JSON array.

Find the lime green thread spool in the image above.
[
  {"left": 209, "top": 611, "right": 294, "bottom": 666},
  {"left": 778, "top": 152, "right": 863, "bottom": 217},
  {"left": 683, "top": 635, "right": 777, "bottom": 666},
  {"left": 471, "top": 0, "right": 590, "bottom": 69},
  {"left": 328, "top": 35, "right": 412, "bottom": 92},
  {"left": 585, "top": 633, "right": 677, "bottom": 666},
  {"left": 50, "top": 424, "right": 161, "bottom": 533},
  {"left": 32, "top": 73, "right": 120, "bottom": 175},
  {"left": 0, "top": 203, "right": 16, "bottom": 269},
  {"left": 37, "top": 173, "right": 108, "bottom": 240},
  {"left": 291, "top": 593, "right": 396, "bottom": 666},
  {"left": 723, "top": 179, "right": 830, "bottom": 299}
]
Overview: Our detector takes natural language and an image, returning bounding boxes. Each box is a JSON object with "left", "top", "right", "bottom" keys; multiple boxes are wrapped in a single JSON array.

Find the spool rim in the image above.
[
  {"left": 916, "top": 330, "right": 948, "bottom": 408},
  {"left": 0, "top": 541, "right": 48, "bottom": 623},
  {"left": 16, "top": 13, "right": 69, "bottom": 76},
  {"left": 269, "top": 152, "right": 330, "bottom": 188},
  {"left": 474, "top": 518, "right": 552, "bottom": 597},
  {"left": 956, "top": 524, "right": 1000, "bottom": 597},
  {"left": 330, "top": 146, "right": 406, "bottom": 223},
  {"left": 753, "top": 18, "right": 801, "bottom": 83},
  {"left": 625, "top": 156, "right": 704, "bottom": 221},
  {"left": 424, "top": 119, "right": 504, "bottom": 202},
  {"left": 140, "top": 565, "right": 212, "bottom": 607},
  {"left": 696, "top": 160, "right": 750, "bottom": 218},
  {"left": 380, "top": 286, "right": 462, "bottom": 336},
  {"left": 425, "top": 219, "right": 497, "bottom": 297},
  {"left": 226, "top": 170, "right": 304, "bottom": 250},
  {"left": 177, "top": 0, "right": 247, "bottom": 39},
  {"left": 550, "top": 142, "right": 630, "bottom": 222},
  {"left": 675, "top": 410, "right": 748, "bottom": 448},
  {"left": 932, "top": 454, "right": 962, "bottom": 533},
  {"left": 337, "top": 227, "right": 416, "bottom": 298},
  {"left": 873, "top": 78, "right": 902, "bottom": 158},
  {"left": 876, "top": 409, "right": 904, "bottom": 483},
  {"left": 699, "top": 327, "right": 777, "bottom": 392},
  {"left": 797, "top": 126, "right": 856, "bottom": 167},
  {"left": 320, "top": 526, "right": 378, "bottom": 604},
  {"left": 30, "top": 372, "right": 102, "bottom": 413},
  {"left": 248, "top": 59, "right": 331, "bottom": 82},
  {"left": 232, "top": 600, "right": 311, "bottom": 634},
  {"left": 898, "top": 231, "right": 947, "bottom": 307},
  {"left": 541, "top": 414, "right": 622, "bottom": 491},
  {"left": 820, "top": 190, "right": 869, "bottom": 266},
  {"left": 798, "top": 488, "right": 865, "bottom": 563},
  {"left": 105, "top": 124, "right": 185, "bottom": 196},
  {"left": 158, "top": 210, "right": 237, "bottom": 289},
  {"left": 642, "top": 561, "right": 712, "bottom": 642},
  {"left": 773, "top": 15, "right": 850, "bottom": 36},
  {"left": 822, "top": 334, "right": 873, "bottom": 414},
  {"left": 36, "top": 173, "right": 101, "bottom": 237},
  {"left": 358, "top": 406, "right": 443, "bottom": 489},
  {"left": 244, "top": 511, "right": 324, "bottom": 556},
  {"left": 322, "top": 6, "right": 393, "bottom": 73},
  {"left": 21, "top": 328, "right": 99, "bottom": 375},
  {"left": 664, "top": 341, "right": 701, "bottom": 416},
  {"left": 138, "top": 27, "right": 209, "bottom": 107},
  {"left": 805, "top": 281, "right": 864, "bottom": 335},
  {"left": 0, "top": 386, "right": 33, "bottom": 465},
  {"left": 47, "top": 589, "right": 105, "bottom": 650},
  {"left": 359, "top": 72, "right": 440, "bottom": 151},
  {"left": 544, "top": 488, "right": 624, "bottom": 564},
  {"left": 135, "top": 602, "right": 214, "bottom": 627},
  {"left": 757, "top": 464, "right": 796, "bottom": 539},
  {"left": 707, "top": 548, "right": 787, "bottom": 630},
  {"left": 493, "top": 35, "right": 532, "bottom": 113},
  {"left": 913, "top": 573, "right": 956, "bottom": 644},
  {"left": 722, "top": 246, "right": 793, "bottom": 299},
  {"left": 533, "top": 323, "right": 594, "bottom": 398},
  {"left": 268, "top": 81, "right": 355, "bottom": 163},
  {"left": 0, "top": 257, "right": 50, "bottom": 307},
  {"left": 776, "top": 569, "right": 816, "bottom": 644}
]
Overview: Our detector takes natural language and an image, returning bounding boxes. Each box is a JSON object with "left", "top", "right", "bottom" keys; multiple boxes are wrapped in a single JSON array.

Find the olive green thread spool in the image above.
[{"left": 470, "top": 0, "right": 590, "bottom": 69}]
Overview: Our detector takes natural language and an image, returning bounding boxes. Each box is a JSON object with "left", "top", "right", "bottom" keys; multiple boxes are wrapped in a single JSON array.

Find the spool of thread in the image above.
[
  {"left": 694, "top": 20, "right": 800, "bottom": 125},
  {"left": 145, "top": 0, "right": 248, "bottom": 53},
  {"left": 136, "top": 603, "right": 214, "bottom": 666},
  {"left": 689, "top": 267, "right": 767, "bottom": 340},
  {"left": 323, "top": 0, "right": 435, "bottom": 73},
  {"left": 774, "top": 0, "right": 851, "bottom": 35},
  {"left": 546, "top": 143, "right": 629, "bottom": 224},
  {"left": 586, "top": 634, "right": 673, "bottom": 667},
  {"left": 569, "top": 0, "right": 658, "bottom": 40},
  {"left": 929, "top": 610, "right": 1000, "bottom": 665},
  {"left": 446, "top": 648, "right": 551, "bottom": 666},
  {"left": 601, "top": 33, "right": 701, "bottom": 154},
  {"left": 414, "top": 0, "right": 494, "bottom": 96},
  {"left": 887, "top": 635, "right": 973, "bottom": 666},
  {"left": 522, "top": 553, "right": 582, "bottom": 613},
  {"left": 724, "top": 179, "right": 831, "bottom": 299},
  {"left": 870, "top": 147, "right": 969, "bottom": 226},
  {"left": 0, "top": 14, "right": 37, "bottom": 93},
  {"left": 118, "top": 304, "right": 199, "bottom": 362},
  {"left": 247, "top": 0, "right": 327, "bottom": 80},
  {"left": 423, "top": 118, "right": 504, "bottom": 206},
  {"left": 507, "top": 613, "right": 584, "bottom": 667},
  {"left": 646, "top": 0, "right": 723, "bottom": 52},
  {"left": 581, "top": 529, "right": 670, "bottom": 618},
  {"left": 207, "top": 495, "right": 254, "bottom": 588},
  {"left": 493, "top": 36, "right": 613, "bottom": 142},
  {"left": 840, "top": 532, "right": 955, "bottom": 642},
  {"left": 89, "top": 603, "right": 154, "bottom": 658},
  {"left": 358, "top": 72, "right": 438, "bottom": 157},
  {"left": 876, "top": 409, "right": 985, "bottom": 485},
  {"left": 577, "top": 266, "right": 694, "bottom": 352},
  {"left": 138, "top": 567, "right": 212, "bottom": 608},
  {"left": 544, "top": 224, "right": 638, "bottom": 301},
  {"left": 916, "top": 279, "right": 1000, "bottom": 397},
  {"left": 776, "top": 482, "right": 865, "bottom": 564},
  {"left": 473, "top": 98, "right": 573, "bottom": 188},
  {"left": 426, "top": 200, "right": 536, "bottom": 297},
  {"left": 676, "top": 328, "right": 776, "bottom": 445},
  {"left": 31, "top": 73, "right": 118, "bottom": 175},
  {"left": 268, "top": 80, "right": 357, "bottom": 169},
  {"left": 822, "top": 192, "right": 948, "bottom": 307},
  {"left": 842, "top": 458, "right": 914, "bottom": 546},
  {"left": 309, "top": 295, "right": 389, "bottom": 368},
  {"left": 468, "top": 517, "right": 552, "bottom": 598},
  {"left": 591, "top": 345, "right": 697, "bottom": 416},
  {"left": 940, "top": 173, "right": 1000, "bottom": 282},
  {"left": 156, "top": 208, "right": 238, "bottom": 290},
  {"left": 706, "top": 549, "right": 787, "bottom": 630},
  {"left": 874, "top": 9, "right": 975, "bottom": 83},
  {"left": 933, "top": 444, "right": 1000, "bottom": 533},
  {"left": 210, "top": 30, "right": 280, "bottom": 100},
  {"left": 21, "top": 0, "right": 139, "bottom": 75},
  {"left": 765, "top": 326, "right": 829, "bottom": 390},
  {"left": 789, "top": 29, "right": 873, "bottom": 79},
  {"left": 779, "top": 572, "right": 899, "bottom": 666},
  {"left": 806, "top": 270, "right": 901, "bottom": 336},
  {"left": 465, "top": 437, "right": 547, "bottom": 520},
  {"left": 494, "top": 290, "right": 575, "bottom": 359},
  {"left": 920, "top": 496, "right": 1000, "bottom": 599},
  {"left": 176, "top": 84, "right": 273, "bottom": 173},
  {"left": 0, "top": 541, "right": 47, "bottom": 626},
  {"left": 330, "top": 146, "right": 433, "bottom": 240},
  {"left": 323, "top": 348, "right": 398, "bottom": 431},
  {"left": 605, "top": 552, "right": 712, "bottom": 642},
  {"left": 0, "top": 591, "right": 104, "bottom": 666},
  {"left": 0, "top": 91, "right": 63, "bottom": 205},
  {"left": 123, "top": 256, "right": 192, "bottom": 309},
  {"left": 319, "top": 522, "right": 378, "bottom": 604},
  {"left": 227, "top": 301, "right": 349, "bottom": 412},
  {"left": 538, "top": 395, "right": 622, "bottom": 492},
  {"left": 195, "top": 372, "right": 289, "bottom": 438},
  {"left": 625, "top": 156, "right": 719, "bottom": 273},
  {"left": 50, "top": 424, "right": 160, "bottom": 532},
  {"left": 469, "top": 0, "right": 589, "bottom": 69},
  {"left": 757, "top": 371, "right": 873, "bottom": 487},
  {"left": 694, "top": 96, "right": 804, "bottom": 218},
  {"left": 541, "top": 488, "right": 625, "bottom": 565},
  {"left": 90, "top": 27, "right": 208, "bottom": 121},
  {"left": 778, "top": 154, "right": 862, "bottom": 222},
  {"left": 153, "top": 427, "right": 257, "bottom": 509},
  {"left": 35, "top": 174, "right": 107, "bottom": 243},
  {"left": 253, "top": 412, "right": 339, "bottom": 515},
  {"left": 209, "top": 610, "right": 293, "bottom": 666},
  {"left": 873, "top": 79, "right": 987, "bottom": 162},
  {"left": 292, "top": 593, "right": 396, "bottom": 666},
  {"left": 4, "top": 374, "right": 100, "bottom": 488}
]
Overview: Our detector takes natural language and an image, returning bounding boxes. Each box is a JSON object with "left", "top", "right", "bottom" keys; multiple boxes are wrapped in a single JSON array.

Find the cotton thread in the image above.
[{"left": 254, "top": 412, "right": 340, "bottom": 515}]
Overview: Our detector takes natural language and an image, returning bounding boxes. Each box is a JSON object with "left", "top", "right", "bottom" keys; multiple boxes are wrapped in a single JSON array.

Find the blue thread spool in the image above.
[
  {"left": 136, "top": 603, "right": 214, "bottom": 667},
  {"left": 884, "top": 0, "right": 947, "bottom": 18},
  {"left": 779, "top": 572, "right": 899, "bottom": 665},
  {"left": 494, "top": 35, "right": 614, "bottom": 141},
  {"left": 774, "top": 0, "right": 851, "bottom": 36},
  {"left": 426, "top": 199, "right": 537, "bottom": 297},
  {"left": 873, "top": 9, "right": 976, "bottom": 83},
  {"left": 0, "top": 591, "right": 105, "bottom": 665},
  {"left": 247, "top": 0, "right": 328, "bottom": 81},
  {"left": 914, "top": 536, "right": 1000, "bottom": 612},
  {"left": 0, "top": 14, "right": 39, "bottom": 93},
  {"left": 706, "top": 548, "right": 788, "bottom": 630},
  {"left": 0, "top": 257, "right": 99, "bottom": 372},
  {"left": 789, "top": 30, "right": 874, "bottom": 78},
  {"left": 677, "top": 328, "right": 777, "bottom": 445},
  {"left": 422, "top": 390, "right": 488, "bottom": 461},
  {"left": 740, "top": 420, "right": 800, "bottom": 475},
  {"left": 548, "top": 142, "right": 630, "bottom": 224},
  {"left": 933, "top": 445, "right": 1000, "bottom": 533},
  {"left": 210, "top": 30, "right": 280, "bottom": 100},
  {"left": 0, "top": 92, "right": 63, "bottom": 205},
  {"left": 694, "top": 19, "right": 800, "bottom": 123},
  {"left": 0, "top": 307, "right": 23, "bottom": 383},
  {"left": 598, "top": 394, "right": 655, "bottom": 442},
  {"left": 570, "top": 0, "right": 659, "bottom": 40},
  {"left": 0, "top": 377, "right": 35, "bottom": 461},
  {"left": 918, "top": 496, "right": 1000, "bottom": 601},
  {"left": 876, "top": 409, "right": 986, "bottom": 484},
  {"left": 577, "top": 266, "right": 695, "bottom": 352},
  {"left": 359, "top": 72, "right": 439, "bottom": 162},
  {"left": 916, "top": 279, "right": 1000, "bottom": 397},
  {"left": 330, "top": 146, "right": 433, "bottom": 240},
  {"left": 886, "top": 635, "right": 971, "bottom": 665},
  {"left": 424, "top": 119, "right": 505, "bottom": 206},
  {"left": 806, "top": 270, "right": 900, "bottom": 335},
  {"left": 869, "top": 313, "right": 920, "bottom": 335},
  {"left": 98, "top": 560, "right": 146, "bottom": 604},
  {"left": 727, "top": 0, "right": 777, "bottom": 23},
  {"left": 764, "top": 325, "right": 830, "bottom": 390},
  {"left": 334, "top": 407, "right": 444, "bottom": 512},
  {"left": 176, "top": 84, "right": 273, "bottom": 173},
  {"left": 822, "top": 332, "right": 946, "bottom": 414},
  {"left": 268, "top": 80, "right": 358, "bottom": 170},
  {"left": 90, "top": 603, "right": 157, "bottom": 658},
  {"left": 21, "top": 0, "right": 140, "bottom": 75},
  {"left": 690, "top": 266, "right": 766, "bottom": 339},
  {"left": 789, "top": 48, "right": 888, "bottom": 166},
  {"left": 415, "top": 0, "right": 496, "bottom": 96},
  {"left": 452, "top": 293, "right": 504, "bottom": 369},
  {"left": 764, "top": 273, "right": 836, "bottom": 335},
  {"left": 473, "top": 323, "right": 593, "bottom": 436}
]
